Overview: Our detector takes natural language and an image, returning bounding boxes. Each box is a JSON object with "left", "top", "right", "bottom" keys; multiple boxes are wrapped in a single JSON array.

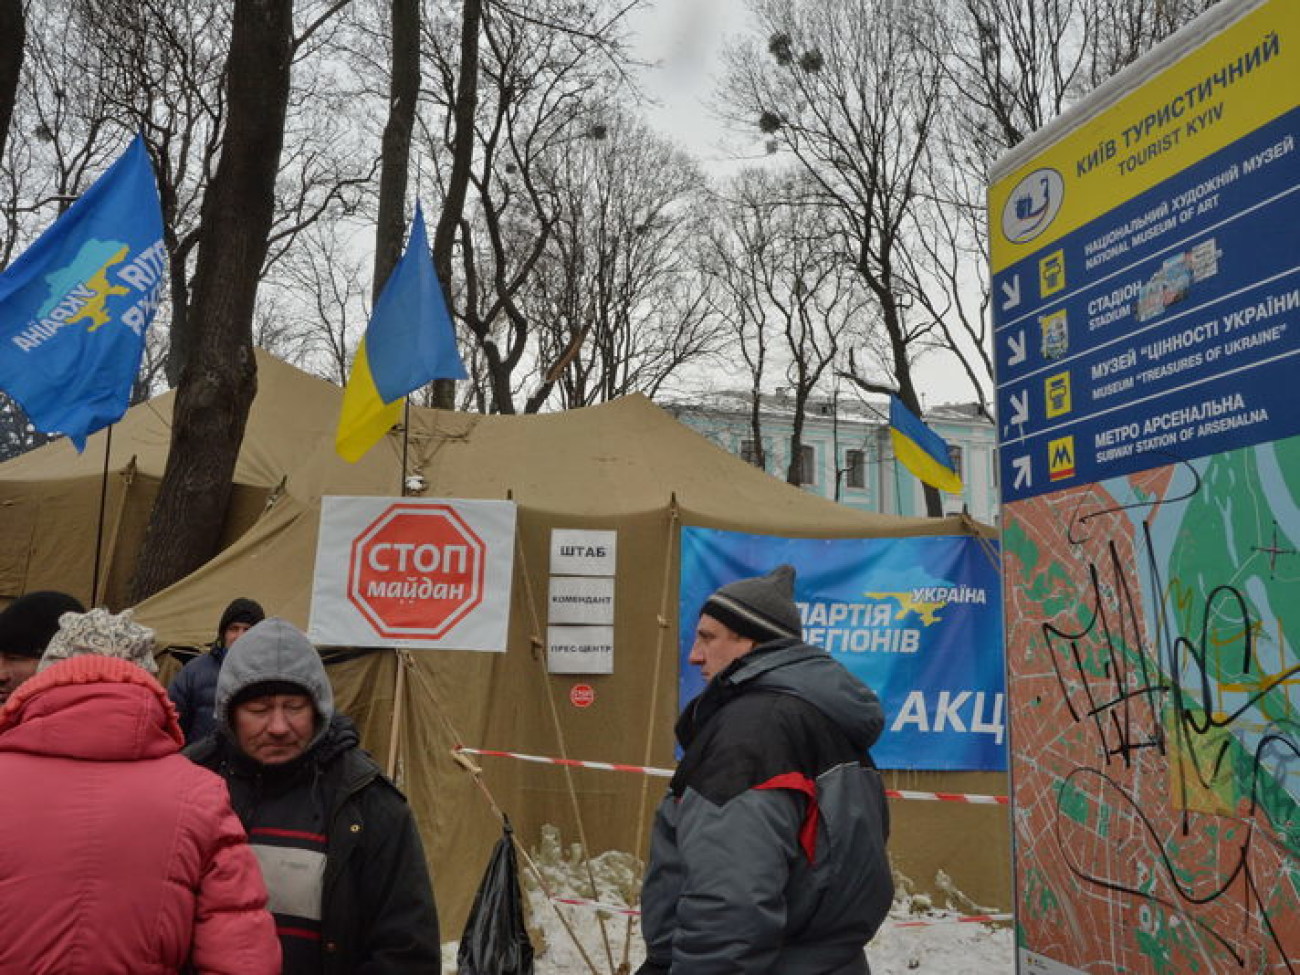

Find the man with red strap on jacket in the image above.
[
  {"left": 0, "top": 606, "right": 279, "bottom": 975},
  {"left": 638, "top": 565, "right": 894, "bottom": 975}
]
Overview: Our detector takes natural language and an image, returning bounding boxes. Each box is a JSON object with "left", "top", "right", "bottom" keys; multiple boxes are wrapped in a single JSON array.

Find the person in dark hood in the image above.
[
  {"left": 185, "top": 617, "right": 440, "bottom": 975},
  {"left": 168, "top": 596, "right": 265, "bottom": 742},
  {"left": 637, "top": 565, "right": 893, "bottom": 975},
  {"left": 0, "top": 590, "right": 85, "bottom": 707}
]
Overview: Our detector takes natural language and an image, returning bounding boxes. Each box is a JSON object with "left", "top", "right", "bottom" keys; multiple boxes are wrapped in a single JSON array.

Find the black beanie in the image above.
[
  {"left": 701, "top": 564, "right": 802, "bottom": 644},
  {"left": 0, "top": 591, "right": 88, "bottom": 659},
  {"left": 218, "top": 597, "right": 266, "bottom": 644}
]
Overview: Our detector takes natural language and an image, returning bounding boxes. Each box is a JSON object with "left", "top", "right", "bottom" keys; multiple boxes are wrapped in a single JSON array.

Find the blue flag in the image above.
[
  {"left": 0, "top": 134, "right": 165, "bottom": 450},
  {"left": 336, "top": 203, "right": 468, "bottom": 462},
  {"left": 363, "top": 202, "right": 467, "bottom": 402}
]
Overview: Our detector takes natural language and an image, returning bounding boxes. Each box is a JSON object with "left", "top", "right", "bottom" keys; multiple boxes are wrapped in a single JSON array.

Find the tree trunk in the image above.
[
  {"left": 0, "top": 0, "right": 23, "bottom": 162},
  {"left": 131, "top": 0, "right": 293, "bottom": 602},
  {"left": 374, "top": 0, "right": 419, "bottom": 298},
  {"left": 429, "top": 0, "right": 480, "bottom": 410}
]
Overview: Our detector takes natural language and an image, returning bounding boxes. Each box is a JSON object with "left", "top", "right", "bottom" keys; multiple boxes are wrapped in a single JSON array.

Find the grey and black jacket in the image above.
[{"left": 639, "top": 639, "right": 893, "bottom": 975}]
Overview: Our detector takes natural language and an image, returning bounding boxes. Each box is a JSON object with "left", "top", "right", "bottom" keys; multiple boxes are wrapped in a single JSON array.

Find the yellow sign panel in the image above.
[
  {"left": 989, "top": 1, "right": 1300, "bottom": 272},
  {"left": 1044, "top": 372, "right": 1072, "bottom": 418},
  {"left": 1039, "top": 249, "right": 1066, "bottom": 297},
  {"left": 1047, "top": 435, "right": 1076, "bottom": 481}
]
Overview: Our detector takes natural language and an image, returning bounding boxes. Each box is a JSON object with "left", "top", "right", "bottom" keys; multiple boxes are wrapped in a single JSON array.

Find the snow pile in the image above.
[{"left": 441, "top": 824, "right": 1014, "bottom": 973}]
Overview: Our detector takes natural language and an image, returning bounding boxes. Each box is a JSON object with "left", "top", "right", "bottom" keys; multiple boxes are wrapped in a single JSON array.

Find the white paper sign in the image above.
[
  {"left": 547, "top": 625, "right": 614, "bottom": 674},
  {"left": 309, "top": 496, "right": 516, "bottom": 651},
  {"left": 549, "top": 529, "right": 617, "bottom": 577},
  {"left": 548, "top": 576, "right": 615, "bottom": 625}
]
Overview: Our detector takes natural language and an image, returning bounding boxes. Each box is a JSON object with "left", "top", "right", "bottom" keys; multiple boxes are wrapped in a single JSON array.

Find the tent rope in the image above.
[
  {"left": 958, "top": 511, "right": 1002, "bottom": 572},
  {"left": 514, "top": 528, "right": 620, "bottom": 975},
  {"left": 405, "top": 659, "right": 606, "bottom": 975},
  {"left": 448, "top": 745, "right": 605, "bottom": 975},
  {"left": 620, "top": 499, "right": 678, "bottom": 970}
]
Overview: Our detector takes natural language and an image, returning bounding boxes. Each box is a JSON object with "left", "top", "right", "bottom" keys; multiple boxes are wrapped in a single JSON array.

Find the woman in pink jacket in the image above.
[{"left": 0, "top": 607, "right": 280, "bottom": 975}]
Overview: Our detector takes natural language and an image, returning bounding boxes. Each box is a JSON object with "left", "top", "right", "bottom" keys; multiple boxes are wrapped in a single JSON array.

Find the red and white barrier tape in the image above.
[
  {"left": 884, "top": 788, "right": 1009, "bottom": 806},
  {"left": 457, "top": 745, "right": 672, "bottom": 778},
  {"left": 454, "top": 746, "right": 1010, "bottom": 805},
  {"left": 891, "top": 912, "right": 1013, "bottom": 928},
  {"left": 545, "top": 893, "right": 1012, "bottom": 928}
]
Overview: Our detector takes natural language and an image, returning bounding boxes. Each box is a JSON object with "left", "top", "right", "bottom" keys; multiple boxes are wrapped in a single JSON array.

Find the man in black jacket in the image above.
[
  {"left": 168, "top": 596, "right": 265, "bottom": 743},
  {"left": 638, "top": 565, "right": 893, "bottom": 975},
  {"left": 186, "top": 617, "right": 440, "bottom": 974}
]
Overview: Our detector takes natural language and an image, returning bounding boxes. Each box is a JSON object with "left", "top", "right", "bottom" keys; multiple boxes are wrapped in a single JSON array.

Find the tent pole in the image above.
[
  {"left": 386, "top": 648, "right": 408, "bottom": 780},
  {"left": 90, "top": 425, "right": 113, "bottom": 606}
]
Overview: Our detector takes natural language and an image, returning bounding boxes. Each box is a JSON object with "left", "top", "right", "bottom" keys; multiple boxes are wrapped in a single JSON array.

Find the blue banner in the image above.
[
  {"left": 0, "top": 134, "right": 165, "bottom": 449},
  {"left": 680, "top": 528, "right": 1006, "bottom": 771}
]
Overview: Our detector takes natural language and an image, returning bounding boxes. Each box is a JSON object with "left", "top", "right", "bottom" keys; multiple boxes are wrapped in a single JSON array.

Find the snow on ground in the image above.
[{"left": 442, "top": 825, "right": 1013, "bottom": 973}]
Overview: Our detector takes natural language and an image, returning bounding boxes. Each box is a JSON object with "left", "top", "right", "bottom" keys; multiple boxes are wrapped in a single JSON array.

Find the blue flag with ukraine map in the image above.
[{"left": 0, "top": 134, "right": 165, "bottom": 450}]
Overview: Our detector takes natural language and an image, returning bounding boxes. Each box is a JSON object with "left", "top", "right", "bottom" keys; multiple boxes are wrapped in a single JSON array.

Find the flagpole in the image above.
[
  {"left": 91, "top": 425, "right": 113, "bottom": 607},
  {"left": 400, "top": 399, "right": 411, "bottom": 496}
]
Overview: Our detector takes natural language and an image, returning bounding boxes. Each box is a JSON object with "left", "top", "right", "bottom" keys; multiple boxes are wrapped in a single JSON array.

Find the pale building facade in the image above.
[{"left": 667, "top": 391, "right": 999, "bottom": 524}]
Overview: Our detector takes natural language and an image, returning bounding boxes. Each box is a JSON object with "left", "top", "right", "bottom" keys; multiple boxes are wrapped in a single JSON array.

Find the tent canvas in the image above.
[{"left": 0, "top": 351, "right": 1009, "bottom": 934}]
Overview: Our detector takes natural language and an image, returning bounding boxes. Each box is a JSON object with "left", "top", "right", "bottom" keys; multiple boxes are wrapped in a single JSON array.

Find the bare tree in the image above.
[
  {"left": 132, "top": 0, "right": 294, "bottom": 601},
  {"left": 722, "top": 0, "right": 949, "bottom": 512},
  {"left": 421, "top": 0, "right": 644, "bottom": 414},
  {"left": 705, "top": 167, "right": 864, "bottom": 486},
  {"left": 517, "top": 107, "right": 717, "bottom": 408}
]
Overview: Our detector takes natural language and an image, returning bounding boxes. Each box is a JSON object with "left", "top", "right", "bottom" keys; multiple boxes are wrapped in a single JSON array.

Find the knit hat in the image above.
[
  {"left": 0, "top": 591, "right": 87, "bottom": 659},
  {"left": 700, "top": 564, "right": 803, "bottom": 644},
  {"left": 39, "top": 607, "right": 158, "bottom": 675},
  {"left": 214, "top": 617, "right": 334, "bottom": 743},
  {"left": 217, "top": 597, "right": 266, "bottom": 644}
]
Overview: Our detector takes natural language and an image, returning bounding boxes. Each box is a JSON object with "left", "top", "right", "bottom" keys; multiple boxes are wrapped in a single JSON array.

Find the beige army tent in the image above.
[{"left": 0, "top": 350, "right": 1008, "bottom": 937}]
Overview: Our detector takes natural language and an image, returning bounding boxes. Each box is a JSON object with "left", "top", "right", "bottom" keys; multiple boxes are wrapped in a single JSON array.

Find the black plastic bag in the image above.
[{"left": 458, "top": 820, "right": 535, "bottom": 975}]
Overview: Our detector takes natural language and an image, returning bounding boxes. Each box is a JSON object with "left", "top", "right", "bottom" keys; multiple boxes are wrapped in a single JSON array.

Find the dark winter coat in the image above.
[
  {"left": 187, "top": 715, "right": 441, "bottom": 974},
  {"left": 639, "top": 639, "right": 893, "bottom": 975},
  {"left": 168, "top": 643, "right": 227, "bottom": 743}
]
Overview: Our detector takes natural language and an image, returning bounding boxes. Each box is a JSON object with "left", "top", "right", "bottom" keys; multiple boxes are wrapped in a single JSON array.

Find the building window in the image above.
[
  {"left": 797, "top": 444, "right": 816, "bottom": 485},
  {"left": 947, "top": 445, "right": 964, "bottom": 485},
  {"left": 846, "top": 449, "right": 865, "bottom": 489},
  {"left": 740, "top": 439, "right": 763, "bottom": 470}
]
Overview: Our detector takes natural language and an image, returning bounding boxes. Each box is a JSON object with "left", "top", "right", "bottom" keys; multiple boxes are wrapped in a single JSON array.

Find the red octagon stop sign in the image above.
[{"left": 348, "top": 503, "right": 485, "bottom": 639}]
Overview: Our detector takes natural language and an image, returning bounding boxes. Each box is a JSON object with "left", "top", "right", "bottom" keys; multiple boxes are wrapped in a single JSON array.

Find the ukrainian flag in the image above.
[
  {"left": 336, "top": 204, "right": 467, "bottom": 462},
  {"left": 889, "top": 395, "right": 963, "bottom": 494}
]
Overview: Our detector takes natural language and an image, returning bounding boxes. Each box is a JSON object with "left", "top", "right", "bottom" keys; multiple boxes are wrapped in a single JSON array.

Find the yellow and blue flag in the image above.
[
  {"left": 0, "top": 134, "right": 165, "bottom": 450},
  {"left": 889, "top": 394, "right": 963, "bottom": 494},
  {"left": 336, "top": 203, "right": 467, "bottom": 462}
]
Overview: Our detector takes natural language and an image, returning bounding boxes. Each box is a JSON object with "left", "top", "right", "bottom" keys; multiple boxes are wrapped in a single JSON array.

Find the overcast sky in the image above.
[{"left": 629, "top": 0, "right": 751, "bottom": 166}]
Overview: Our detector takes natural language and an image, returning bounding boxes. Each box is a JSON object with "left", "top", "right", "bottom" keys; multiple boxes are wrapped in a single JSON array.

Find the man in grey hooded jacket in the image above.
[
  {"left": 185, "top": 617, "right": 440, "bottom": 974},
  {"left": 638, "top": 565, "right": 893, "bottom": 975}
]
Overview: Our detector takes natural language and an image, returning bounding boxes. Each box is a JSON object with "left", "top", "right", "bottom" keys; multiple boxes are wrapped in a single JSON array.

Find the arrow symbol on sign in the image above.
[
  {"left": 1006, "top": 331, "right": 1026, "bottom": 367},
  {"left": 1009, "top": 390, "right": 1029, "bottom": 429},
  {"left": 1001, "top": 275, "right": 1022, "bottom": 311},
  {"left": 1012, "top": 456, "right": 1032, "bottom": 490}
]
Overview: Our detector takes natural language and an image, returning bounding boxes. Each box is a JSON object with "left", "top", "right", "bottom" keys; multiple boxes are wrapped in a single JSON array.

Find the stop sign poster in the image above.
[{"left": 308, "top": 496, "right": 517, "bottom": 650}]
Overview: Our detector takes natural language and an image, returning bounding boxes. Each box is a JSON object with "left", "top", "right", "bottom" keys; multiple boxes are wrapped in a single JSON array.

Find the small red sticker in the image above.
[{"left": 570, "top": 684, "right": 595, "bottom": 708}]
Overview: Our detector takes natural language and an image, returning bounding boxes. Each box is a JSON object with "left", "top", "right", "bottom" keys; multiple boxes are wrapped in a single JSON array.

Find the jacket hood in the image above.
[
  {"left": 0, "top": 655, "right": 182, "bottom": 760},
  {"left": 214, "top": 617, "right": 334, "bottom": 743},
  {"left": 716, "top": 639, "right": 885, "bottom": 752}
]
